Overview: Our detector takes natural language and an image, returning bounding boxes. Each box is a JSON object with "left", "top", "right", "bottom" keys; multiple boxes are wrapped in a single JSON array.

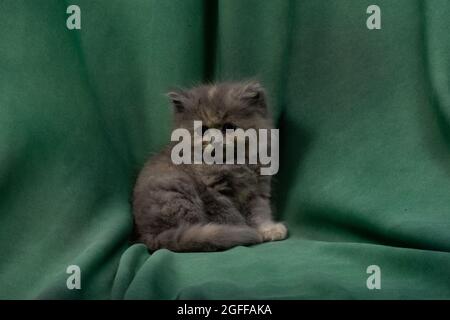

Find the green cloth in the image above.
[{"left": 0, "top": 0, "right": 449, "bottom": 299}]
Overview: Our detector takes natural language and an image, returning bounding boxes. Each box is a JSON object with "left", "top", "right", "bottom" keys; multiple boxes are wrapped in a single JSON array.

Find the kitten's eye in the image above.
[
  {"left": 201, "top": 125, "right": 209, "bottom": 135},
  {"left": 222, "top": 123, "right": 237, "bottom": 132}
]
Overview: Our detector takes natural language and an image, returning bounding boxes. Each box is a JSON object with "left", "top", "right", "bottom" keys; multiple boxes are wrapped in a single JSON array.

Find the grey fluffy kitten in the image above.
[{"left": 132, "top": 81, "right": 287, "bottom": 252}]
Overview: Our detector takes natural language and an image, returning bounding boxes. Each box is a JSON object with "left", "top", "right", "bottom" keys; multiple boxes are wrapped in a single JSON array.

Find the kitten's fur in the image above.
[{"left": 132, "top": 81, "right": 287, "bottom": 252}]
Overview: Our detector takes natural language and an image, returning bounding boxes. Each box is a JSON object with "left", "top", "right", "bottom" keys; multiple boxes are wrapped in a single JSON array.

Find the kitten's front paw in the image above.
[{"left": 257, "top": 223, "right": 288, "bottom": 242}]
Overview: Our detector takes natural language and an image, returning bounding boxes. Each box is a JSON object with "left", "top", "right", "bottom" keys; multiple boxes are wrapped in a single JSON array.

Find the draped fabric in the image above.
[{"left": 0, "top": 0, "right": 449, "bottom": 299}]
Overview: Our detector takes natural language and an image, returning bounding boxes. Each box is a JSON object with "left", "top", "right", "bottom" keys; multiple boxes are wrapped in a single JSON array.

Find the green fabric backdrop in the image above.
[{"left": 0, "top": 0, "right": 449, "bottom": 299}]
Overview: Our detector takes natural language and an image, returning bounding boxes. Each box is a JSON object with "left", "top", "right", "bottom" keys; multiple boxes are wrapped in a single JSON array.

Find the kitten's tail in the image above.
[{"left": 141, "top": 224, "right": 263, "bottom": 252}]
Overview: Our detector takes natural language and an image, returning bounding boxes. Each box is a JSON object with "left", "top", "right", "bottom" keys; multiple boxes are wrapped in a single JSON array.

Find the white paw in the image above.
[{"left": 257, "top": 223, "right": 288, "bottom": 242}]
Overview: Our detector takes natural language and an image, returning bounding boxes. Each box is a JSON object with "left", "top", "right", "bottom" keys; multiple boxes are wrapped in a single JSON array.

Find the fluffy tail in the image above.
[{"left": 141, "top": 224, "right": 263, "bottom": 252}]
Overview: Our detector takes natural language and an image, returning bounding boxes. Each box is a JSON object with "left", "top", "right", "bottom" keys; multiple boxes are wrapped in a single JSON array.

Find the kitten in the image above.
[{"left": 132, "top": 81, "right": 287, "bottom": 252}]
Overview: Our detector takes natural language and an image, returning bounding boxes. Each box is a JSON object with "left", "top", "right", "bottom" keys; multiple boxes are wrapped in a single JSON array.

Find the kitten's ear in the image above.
[
  {"left": 237, "top": 81, "right": 266, "bottom": 105},
  {"left": 167, "top": 90, "right": 189, "bottom": 113}
]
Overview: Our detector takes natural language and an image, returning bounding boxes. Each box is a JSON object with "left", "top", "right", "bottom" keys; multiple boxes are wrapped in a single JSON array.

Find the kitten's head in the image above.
[{"left": 167, "top": 81, "right": 273, "bottom": 135}]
